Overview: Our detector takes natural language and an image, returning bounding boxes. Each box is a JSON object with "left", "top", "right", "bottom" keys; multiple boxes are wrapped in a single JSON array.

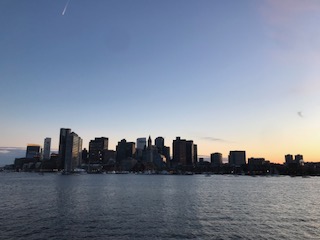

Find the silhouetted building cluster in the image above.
[{"left": 11, "top": 128, "right": 320, "bottom": 176}]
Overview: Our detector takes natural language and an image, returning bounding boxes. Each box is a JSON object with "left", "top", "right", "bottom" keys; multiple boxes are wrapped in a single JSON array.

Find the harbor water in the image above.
[{"left": 1, "top": 173, "right": 320, "bottom": 239}]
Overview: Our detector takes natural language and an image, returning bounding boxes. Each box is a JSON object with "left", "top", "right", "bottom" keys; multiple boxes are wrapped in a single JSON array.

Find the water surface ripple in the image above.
[{"left": 1, "top": 173, "right": 319, "bottom": 239}]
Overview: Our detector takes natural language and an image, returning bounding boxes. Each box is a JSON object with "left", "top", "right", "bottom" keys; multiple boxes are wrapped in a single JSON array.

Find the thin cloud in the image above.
[
  {"left": 201, "top": 137, "right": 228, "bottom": 142},
  {"left": 0, "top": 147, "right": 25, "bottom": 155},
  {"left": 0, "top": 150, "right": 10, "bottom": 154}
]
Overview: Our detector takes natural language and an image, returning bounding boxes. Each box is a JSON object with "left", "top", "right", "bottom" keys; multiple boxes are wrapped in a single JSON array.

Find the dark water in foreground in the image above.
[{"left": 1, "top": 173, "right": 320, "bottom": 239}]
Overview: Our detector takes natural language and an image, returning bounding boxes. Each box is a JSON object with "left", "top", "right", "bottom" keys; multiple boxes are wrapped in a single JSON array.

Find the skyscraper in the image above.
[
  {"left": 43, "top": 138, "right": 51, "bottom": 160},
  {"left": 89, "top": 137, "right": 108, "bottom": 163},
  {"left": 136, "top": 137, "right": 146, "bottom": 160},
  {"left": 155, "top": 137, "right": 164, "bottom": 154},
  {"left": 136, "top": 138, "right": 146, "bottom": 150},
  {"left": 116, "top": 139, "right": 135, "bottom": 162},
  {"left": 58, "top": 128, "right": 82, "bottom": 172},
  {"left": 173, "top": 137, "right": 187, "bottom": 165},
  {"left": 173, "top": 137, "right": 197, "bottom": 166},
  {"left": 65, "top": 132, "right": 82, "bottom": 172},
  {"left": 58, "top": 128, "right": 71, "bottom": 167},
  {"left": 193, "top": 144, "right": 198, "bottom": 164},
  {"left": 186, "top": 140, "right": 194, "bottom": 165}
]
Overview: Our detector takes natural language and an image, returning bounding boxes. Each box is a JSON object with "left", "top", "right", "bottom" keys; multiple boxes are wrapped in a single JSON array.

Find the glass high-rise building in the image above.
[
  {"left": 58, "top": 128, "right": 71, "bottom": 167},
  {"left": 58, "top": 128, "right": 82, "bottom": 172},
  {"left": 65, "top": 132, "right": 82, "bottom": 172}
]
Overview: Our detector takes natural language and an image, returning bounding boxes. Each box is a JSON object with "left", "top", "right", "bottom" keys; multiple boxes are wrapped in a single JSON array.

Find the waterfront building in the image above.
[
  {"left": 173, "top": 137, "right": 197, "bottom": 166},
  {"left": 228, "top": 151, "right": 246, "bottom": 166},
  {"left": 43, "top": 138, "right": 51, "bottom": 160},
  {"left": 173, "top": 137, "right": 187, "bottom": 165},
  {"left": 285, "top": 154, "right": 303, "bottom": 165},
  {"left": 64, "top": 132, "right": 82, "bottom": 172},
  {"left": 26, "top": 144, "right": 40, "bottom": 159},
  {"left": 193, "top": 144, "right": 198, "bottom": 164},
  {"left": 89, "top": 137, "right": 109, "bottom": 163},
  {"left": 247, "top": 157, "right": 271, "bottom": 175},
  {"left": 285, "top": 154, "right": 294, "bottom": 164},
  {"left": 186, "top": 140, "right": 194, "bottom": 165},
  {"left": 116, "top": 139, "right": 136, "bottom": 162},
  {"left": 58, "top": 128, "right": 71, "bottom": 167},
  {"left": 294, "top": 154, "right": 303, "bottom": 164},
  {"left": 211, "top": 152, "right": 222, "bottom": 166},
  {"left": 248, "top": 157, "right": 265, "bottom": 165},
  {"left": 58, "top": 128, "right": 82, "bottom": 171}
]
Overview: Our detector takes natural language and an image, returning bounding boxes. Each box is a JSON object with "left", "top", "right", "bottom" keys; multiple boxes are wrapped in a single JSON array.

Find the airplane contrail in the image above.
[{"left": 62, "top": 0, "right": 71, "bottom": 16}]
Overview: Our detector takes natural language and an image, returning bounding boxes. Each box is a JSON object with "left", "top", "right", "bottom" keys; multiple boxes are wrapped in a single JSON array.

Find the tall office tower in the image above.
[
  {"left": 163, "top": 146, "right": 171, "bottom": 162},
  {"left": 126, "top": 142, "right": 136, "bottom": 157},
  {"left": 186, "top": 140, "right": 194, "bottom": 165},
  {"left": 82, "top": 148, "right": 88, "bottom": 163},
  {"left": 65, "top": 132, "right": 82, "bottom": 172},
  {"left": 211, "top": 152, "right": 222, "bottom": 166},
  {"left": 173, "top": 137, "right": 187, "bottom": 165},
  {"left": 136, "top": 138, "right": 146, "bottom": 160},
  {"left": 155, "top": 137, "right": 164, "bottom": 154},
  {"left": 116, "top": 139, "right": 136, "bottom": 162},
  {"left": 26, "top": 144, "right": 40, "bottom": 159},
  {"left": 193, "top": 144, "right": 198, "bottom": 164},
  {"left": 285, "top": 154, "right": 293, "bottom": 164},
  {"left": 89, "top": 137, "right": 109, "bottom": 163},
  {"left": 43, "top": 138, "right": 51, "bottom": 160},
  {"left": 136, "top": 138, "right": 147, "bottom": 150},
  {"left": 228, "top": 151, "right": 246, "bottom": 166},
  {"left": 58, "top": 128, "right": 71, "bottom": 167}
]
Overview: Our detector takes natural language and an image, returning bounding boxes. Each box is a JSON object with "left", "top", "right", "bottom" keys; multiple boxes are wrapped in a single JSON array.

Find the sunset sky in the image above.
[{"left": 1, "top": 0, "right": 320, "bottom": 164}]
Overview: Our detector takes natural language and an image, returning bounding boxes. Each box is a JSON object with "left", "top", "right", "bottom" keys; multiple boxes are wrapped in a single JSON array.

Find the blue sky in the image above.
[{"left": 1, "top": 0, "right": 320, "bottom": 165}]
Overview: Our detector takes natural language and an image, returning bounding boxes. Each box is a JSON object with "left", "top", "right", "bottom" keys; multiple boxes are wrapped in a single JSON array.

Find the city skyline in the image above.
[
  {"left": 0, "top": 129, "right": 307, "bottom": 166},
  {"left": 1, "top": 0, "right": 320, "bottom": 164}
]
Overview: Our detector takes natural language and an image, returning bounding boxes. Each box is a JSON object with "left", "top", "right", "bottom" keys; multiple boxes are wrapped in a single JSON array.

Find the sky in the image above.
[{"left": 1, "top": 0, "right": 320, "bottom": 165}]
